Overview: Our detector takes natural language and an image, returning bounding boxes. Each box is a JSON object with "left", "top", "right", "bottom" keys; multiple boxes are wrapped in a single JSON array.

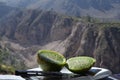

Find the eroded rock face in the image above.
[
  {"left": 63, "top": 24, "right": 120, "bottom": 73},
  {"left": 63, "top": 23, "right": 120, "bottom": 73},
  {"left": 94, "top": 27, "right": 120, "bottom": 73}
]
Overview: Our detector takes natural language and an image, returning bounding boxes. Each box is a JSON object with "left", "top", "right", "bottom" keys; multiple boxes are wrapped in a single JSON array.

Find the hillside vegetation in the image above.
[{"left": 0, "top": 44, "right": 27, "bottom": 74}]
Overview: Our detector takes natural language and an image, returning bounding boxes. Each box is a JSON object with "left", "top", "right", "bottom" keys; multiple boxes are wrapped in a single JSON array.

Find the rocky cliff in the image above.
[{"left": 0, "top": 10, "right": 120, "bottom": 73}]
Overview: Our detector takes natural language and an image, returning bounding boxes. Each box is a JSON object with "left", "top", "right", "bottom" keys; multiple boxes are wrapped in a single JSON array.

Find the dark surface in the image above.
[
  {"left": 113, "top": 74, "right": 120, "bottom": 79},
  {"left": 98, "top": 74, "right": 120, "bottom": 80},
  {"left": 21, "top": 75, "right": 119, "bottom": 80},
  {"left": 99, "top": 77, "right": 117, "bottom": 80},
  {"left": 16, "top": 70, "right": 120, "bottom": 80}
]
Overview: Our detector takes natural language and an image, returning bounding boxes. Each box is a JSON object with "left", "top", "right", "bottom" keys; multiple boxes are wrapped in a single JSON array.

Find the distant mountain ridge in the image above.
[
  {"left": 0, "top": 0, "right": 38, "bottom": 8},
  {"left": 0, "top": 2, "right": 14, "bottom": 19},
  {"left": 0, "top": 0, "right": 120, "bottom": 19},
  {"left": 28, "top": 0, "right": 120, "bottom": 18}
]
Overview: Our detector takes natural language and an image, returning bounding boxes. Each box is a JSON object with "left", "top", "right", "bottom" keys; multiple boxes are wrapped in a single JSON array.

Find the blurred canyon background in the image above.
[{"left": 0, "top": 0, "right": 120, "bottom": 74}]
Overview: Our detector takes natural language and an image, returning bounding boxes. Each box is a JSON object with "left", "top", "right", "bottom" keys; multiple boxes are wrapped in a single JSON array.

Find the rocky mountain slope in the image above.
[
  {"left": 0, "top": 9, "right": 120, "bottom": 73},
  {"left": 0, "top": 9, "right": 75, "bottom": 45}
]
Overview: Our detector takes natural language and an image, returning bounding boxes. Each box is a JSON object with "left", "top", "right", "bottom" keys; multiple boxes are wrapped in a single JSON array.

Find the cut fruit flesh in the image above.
[
  {"left": 37, "top": 50, "right": 66, "bottom": 71},
  {"left": 66, "top": 56, "right": 96, "bottom": 74}
]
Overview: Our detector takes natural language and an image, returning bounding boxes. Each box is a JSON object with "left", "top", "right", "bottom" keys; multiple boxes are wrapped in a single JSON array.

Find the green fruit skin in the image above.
[
  {"left": 66, "top": 56, "right": 96, "bottom": 74},
  {"left": 37, "top": 50, "right": 66, "bottom": 72}
]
